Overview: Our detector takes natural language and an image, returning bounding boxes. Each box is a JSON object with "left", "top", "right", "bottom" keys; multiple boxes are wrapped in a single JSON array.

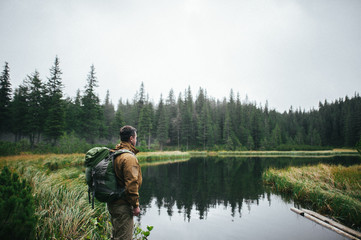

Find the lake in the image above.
[{"left": 136, "top": 156, "right": 360, "bottom": 240}]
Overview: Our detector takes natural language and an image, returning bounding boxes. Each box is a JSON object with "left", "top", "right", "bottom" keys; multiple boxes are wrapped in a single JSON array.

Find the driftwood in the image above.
[
  {"left": 290, "top": 207, "right": 360, "bottom": 240},
  {"left": 301, "top": 208, "right": 361, "bottom": 239}
]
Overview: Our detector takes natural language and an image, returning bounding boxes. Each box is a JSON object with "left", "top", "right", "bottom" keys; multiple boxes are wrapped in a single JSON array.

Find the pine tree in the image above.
[
  {"left": 166, "top": 89, "right": 178, "bottom": 146},
  {"left": 114, "top": 99, "right": 126, "bottom": 135},
  {"left": 133, "top": 82, "right": 146, "bottom": 129},
  {"left": 81, "top": 65, "right": 102, "bottom": 143},
  {"left": 0, "top": 62, "right": 12, "bottom": 133},
  {"left": 223, "top": 105, "right": 233, "bottom": 149},
  {"left": 24, "top": 71, "right": 46, "bottom": 146},
  {"left": 64, "top": 90, "right": 82, "bottom": 135},
  {"left": 156, "top": 96, "right": 168, "bottom": 150},
  {"left": 270, "top": 124, "right": 282, "bottom": 149},
  {"left": 10, "top": 86, "right": 28, "bottom": 141},
  {"left": 251, "top": 109, "right": 262, "bottom": 149},
  {"left": 180, "top": 88, "right": 194, "bottom": 150},
  {"left": 175, "top": 93, "right": 183, "bottom": 149},
  {"left": 138, "top": 101, "right": 153, "bottom": 148},
  {"left": 247, "top": 134, "right": 255, "bottom": 150},
  {"left": 44, "top": 56, "right": 65, "bottom": 144},
  {"left": 197, "top": 98, "right": 213, "bottom": 150},
  {"left": 102, "top": 90, "right": 115, "bottom": 141}
]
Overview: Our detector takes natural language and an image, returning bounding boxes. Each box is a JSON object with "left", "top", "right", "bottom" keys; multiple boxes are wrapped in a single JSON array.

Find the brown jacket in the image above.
[{"left": 113, "top": 142, "right": 142, "bottom": 208}]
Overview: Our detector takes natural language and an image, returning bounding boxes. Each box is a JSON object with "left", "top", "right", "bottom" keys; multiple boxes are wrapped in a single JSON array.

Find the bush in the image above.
[
  {"left": 0, "top": 166, "right": 37, "bottom": 240},
  {"left": 0, "top": 141, "right": 17, "bottom": 155},
  {"left": 56, "top": 132, "right": 92, "bottom": 153},
  {"left": 0, "top": 140, "right": 31, "bottom": 156}
]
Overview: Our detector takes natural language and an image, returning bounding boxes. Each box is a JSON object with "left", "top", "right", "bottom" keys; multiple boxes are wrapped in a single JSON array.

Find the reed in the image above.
[
  {"left": 19, "top": 165, "right": 110, "bottom": 239},
  {"left": 137, "top": 151, "right": 190, "bottom": 163},
  {"left": 188, "top": 151, "right": 208, "bottom": 157},
  {"left": 0, "top": 153, "right": 110, "bottom": 239},
  {"left": 263, "top": 164, "right": 361, "bottom": 230}
]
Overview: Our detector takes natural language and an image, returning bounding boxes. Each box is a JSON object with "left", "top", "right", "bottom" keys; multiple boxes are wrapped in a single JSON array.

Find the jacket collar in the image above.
[{"left": 115, "top": 141, "right": 139, "bottom": 155}]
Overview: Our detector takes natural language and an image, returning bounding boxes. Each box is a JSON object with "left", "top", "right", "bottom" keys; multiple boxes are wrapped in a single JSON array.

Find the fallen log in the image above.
[
  {"left": 301, "top": 208, "right": 361, "bottom": 239},
  {"left": 290, "top": 207, "right": 360, "bottom": 240}
]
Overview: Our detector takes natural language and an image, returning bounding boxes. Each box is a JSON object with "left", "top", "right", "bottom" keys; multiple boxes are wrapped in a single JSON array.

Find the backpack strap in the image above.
[
  {"left": 111, "top": 149, "right": 135, "bottom": 175},
  {"left": 91, "top": 169, "right": 96, "bottom": 209},
  {"left": 113, "top": 149, "right": 134, "bottom": 157}
]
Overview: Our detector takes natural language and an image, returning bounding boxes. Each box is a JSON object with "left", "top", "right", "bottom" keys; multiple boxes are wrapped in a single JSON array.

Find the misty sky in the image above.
[{"left": 1, "top": 0, "right": 360, "bottom": 112}]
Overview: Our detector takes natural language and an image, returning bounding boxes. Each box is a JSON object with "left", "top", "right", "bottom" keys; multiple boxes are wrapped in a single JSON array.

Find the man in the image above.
[{"left": 107, "top": 125, "right": 142, "bottom": 240}]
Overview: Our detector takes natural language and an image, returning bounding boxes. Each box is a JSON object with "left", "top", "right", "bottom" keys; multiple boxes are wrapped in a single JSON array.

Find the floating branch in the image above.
[{"left": 291, "top": 207, "right": 361, "bottom": 240}]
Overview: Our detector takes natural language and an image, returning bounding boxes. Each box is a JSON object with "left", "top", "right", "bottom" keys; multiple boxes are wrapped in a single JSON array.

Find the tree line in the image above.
[{"left": 0, "top": 58, "right": 360, "bottom": 152}]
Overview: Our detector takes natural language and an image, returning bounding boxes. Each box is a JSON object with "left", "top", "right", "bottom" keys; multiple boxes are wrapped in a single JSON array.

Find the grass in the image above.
[
  {"left": 11, "top": 161, "right": 110, "bottom": 239},
  {"left": 263, "top": 163, "right": 361, "bottom": 231},
  {"left": 137, "top": 151, "right": 190, "bottom": 163},
  {"left": 0, "top": 151, "right": 190, "bottom": 168},
  {"left": 189, "top": 149, "right": 359, "bottom": 157}
]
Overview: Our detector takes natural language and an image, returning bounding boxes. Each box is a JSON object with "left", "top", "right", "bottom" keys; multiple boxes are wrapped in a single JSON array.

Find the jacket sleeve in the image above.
[{"left": 123, "top": 155, "right": 141, "bottom": 207}]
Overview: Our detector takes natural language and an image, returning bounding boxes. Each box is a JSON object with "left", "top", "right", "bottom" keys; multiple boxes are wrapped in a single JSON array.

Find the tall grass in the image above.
[
  {"left": 18, "top": 165, "right": 110, "bottom": 239},
  {"left": 1, "top": 155, "right": 111, "bottom": 239},
  {"left": 263, "top": 164, "right": 361, "bottom": 230},
  {"left": 137, "top": 151, "right": 190, "bottom": 163}
]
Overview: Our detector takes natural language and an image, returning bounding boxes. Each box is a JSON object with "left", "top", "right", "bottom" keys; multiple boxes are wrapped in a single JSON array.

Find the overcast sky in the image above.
[{"left": 1, "top": 0, "right": 360, "bottom": 112}]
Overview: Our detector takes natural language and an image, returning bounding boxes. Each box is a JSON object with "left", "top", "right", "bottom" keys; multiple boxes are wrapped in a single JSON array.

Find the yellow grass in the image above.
[
  {"left": 189, "top": 149, "right": 358, "bottom": 158},
  {"left": 0, "top": 153, "right": 83, "bottom": 163},
  {"left": 137, "top": 151, "right": 186, "bottom": 156}
]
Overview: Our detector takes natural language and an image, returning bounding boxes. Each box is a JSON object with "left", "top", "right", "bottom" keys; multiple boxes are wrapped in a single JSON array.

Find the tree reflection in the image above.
[{"left": 139, "top": 156, "right": 360, "bottom": 221}]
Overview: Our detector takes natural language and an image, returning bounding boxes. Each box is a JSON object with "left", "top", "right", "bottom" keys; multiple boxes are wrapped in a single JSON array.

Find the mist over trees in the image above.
[{"left": 0, "top": 59, "right": 360, "bottom": 152}]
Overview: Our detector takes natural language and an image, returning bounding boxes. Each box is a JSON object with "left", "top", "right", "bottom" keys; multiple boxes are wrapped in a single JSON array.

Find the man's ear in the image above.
[{"left": 129, "top": 135, "right": 135, "bottom": 145}]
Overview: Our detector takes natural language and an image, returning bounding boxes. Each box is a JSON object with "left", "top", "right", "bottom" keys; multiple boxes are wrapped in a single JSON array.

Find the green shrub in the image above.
[
  {"left": 0, "top": 166, "right": 37, "bottom": 240},
  {"left": 133, "top": 224, "right": 154, "bottom": 240},
  {"left": 57, "top": 132, "right": 92, "bottom": 153},
  {"left": 0, "top": 140, "right": 32, "bottom": 156}
]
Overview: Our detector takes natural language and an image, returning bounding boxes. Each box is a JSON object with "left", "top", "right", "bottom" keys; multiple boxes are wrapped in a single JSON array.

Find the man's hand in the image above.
[{"left": 133, "top": 206, "right": 140, "bottom": 216}]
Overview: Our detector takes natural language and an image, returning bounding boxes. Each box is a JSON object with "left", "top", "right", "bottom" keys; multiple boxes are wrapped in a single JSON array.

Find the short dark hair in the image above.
[{"left": 120, "top": 125, "right": 137, "bottom": 142}]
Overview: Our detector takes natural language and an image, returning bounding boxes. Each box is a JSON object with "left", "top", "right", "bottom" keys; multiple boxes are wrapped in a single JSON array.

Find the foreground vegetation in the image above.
[
  {"left": 263, "top": 164, "right": 361, "bottom": 231},
  {"left": 0, "top": 151, "right": 184, "bottom": 239},
  {"left": 0, "top": 154, "right": 106, "bottom": 239}
]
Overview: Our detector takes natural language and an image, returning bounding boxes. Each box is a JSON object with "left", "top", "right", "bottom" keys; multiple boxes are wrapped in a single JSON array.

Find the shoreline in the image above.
[
  {"left": 0, "top": 149, "right": 358, "bottom": 161},
  {"left": 189, "top": 149, "right": 359, "bottom": 157},
  {"left": 263, "top": 164, "right": 361, "bottom": 231}
]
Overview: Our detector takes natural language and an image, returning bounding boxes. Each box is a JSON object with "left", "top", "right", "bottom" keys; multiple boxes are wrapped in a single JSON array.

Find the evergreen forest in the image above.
[{"left": 0, "top": 58, "right": 360, "bottom": 154}]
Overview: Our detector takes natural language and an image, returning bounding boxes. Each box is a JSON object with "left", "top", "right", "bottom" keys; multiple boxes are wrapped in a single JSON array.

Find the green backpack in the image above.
[{"left": 85, "top": 147, "right": 133, "bottom": 208}]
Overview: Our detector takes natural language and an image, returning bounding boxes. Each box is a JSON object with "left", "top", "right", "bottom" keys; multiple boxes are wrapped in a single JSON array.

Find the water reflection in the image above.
[{"left": 139, "top": 156, "right": 360, "bottom": 221}]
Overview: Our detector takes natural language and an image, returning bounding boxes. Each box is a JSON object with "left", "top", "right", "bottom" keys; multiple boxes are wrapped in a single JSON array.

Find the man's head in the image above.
[{"left": 120, "top": 125, "right": 137, "bottom": 146}]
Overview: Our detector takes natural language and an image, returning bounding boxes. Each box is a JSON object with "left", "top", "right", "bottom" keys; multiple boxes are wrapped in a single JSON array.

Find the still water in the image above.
[{"left": 137, "top": 156, "right": 360, "bottom": 240}]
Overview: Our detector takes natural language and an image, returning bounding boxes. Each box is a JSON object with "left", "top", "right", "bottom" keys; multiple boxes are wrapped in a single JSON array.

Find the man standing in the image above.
[{"left": 107, "top": 125, "right": 142, "bottom": 240}]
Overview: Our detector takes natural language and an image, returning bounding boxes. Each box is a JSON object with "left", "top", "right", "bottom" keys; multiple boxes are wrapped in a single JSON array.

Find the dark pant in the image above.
[{"left": 107, "top": 202, "right": 133, "bottom": 240}]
